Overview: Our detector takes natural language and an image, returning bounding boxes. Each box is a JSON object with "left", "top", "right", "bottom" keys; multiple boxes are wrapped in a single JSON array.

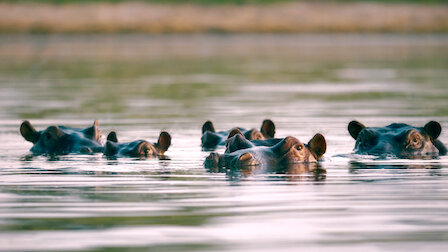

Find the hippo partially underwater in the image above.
[
  {"left": 205, "top": 132, "right": 326, "bottom": 170},
  {"left": 348, "top": 120, "right": 447, "bottom": 159},
  {"left": 201, "top": 119, "right": 276, "bottom": 149},
  {"left": 104, "top": 131, "right": 171, "bottom": 158},
  {"left": 20, "top": 120, "right": 103, "bottom": 155}
]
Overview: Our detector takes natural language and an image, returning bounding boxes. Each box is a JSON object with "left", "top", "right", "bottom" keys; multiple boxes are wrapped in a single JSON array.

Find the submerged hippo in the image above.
[
  {"left": 348, "top": 120, "right": 447, "bottom": 159},
  {"left": 104, "top": 131, "right": 171, "bottom": 157},
  {"left": 201, "top": 119, "right": 276, "bottom": 149},
  {"left": 20, "top": 120, "right": 103, "bottom": 155},
  {"left": 205, "top": 133, "right": 326, "bottom": 170}
]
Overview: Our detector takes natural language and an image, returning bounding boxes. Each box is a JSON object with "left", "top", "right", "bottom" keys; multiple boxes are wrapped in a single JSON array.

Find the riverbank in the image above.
[{"left": 0, "top": 2, "right": 447, "bottom": 33}]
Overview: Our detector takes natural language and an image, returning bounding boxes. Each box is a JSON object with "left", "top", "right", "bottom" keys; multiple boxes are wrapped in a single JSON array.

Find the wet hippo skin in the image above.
[
  {"left": 225, "top": 127, "right": 283, "bottom": 153},
  {"left": 20, "top": 120, "right": 103, "bottom": 155},
  {"left": 201, "top": 119, "right": 276, "bottom": 150},
  {"left": 205, "top": 132, "right": 326, "bottom": 170},
  {"left": 348, "top": 120, "right": 447, "bottom": 159},
  {"left": 104, "top": 131, "right": 171, "bottom": 157}
]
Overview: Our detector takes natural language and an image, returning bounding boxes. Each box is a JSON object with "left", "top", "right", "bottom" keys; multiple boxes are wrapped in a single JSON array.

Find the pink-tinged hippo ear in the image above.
[
  {"left": 20, "top": 120, "right": 39, "bottom": 143},
  {"left": 348, "top": 121, "right": 366, "bottom": 139},
  {"left": 104, "top": 141, "right": 118, "bottom": 156},
  {"left": 202, "top": 121, "right": 215, "bottom": 134},
  {"left": 84, "top": 120, "right": 101, "bottom": 142},
  {"left": 157, "top": 131, "right": 171, "bottom": 154},
  {"left": 424, "top": 121, "right": 442, "bottom": 140},
  {"left": 308, "top": 133, "right": 327, "bottom": 160},
  {"left": 227, "top": 128, "right": 244, "bottom": 139},
  {"left": 107, "top": 131, "right": 118, "bottom": 143},
  {"left": 261, "top": 119, "right": 276, "bottom": 138}
]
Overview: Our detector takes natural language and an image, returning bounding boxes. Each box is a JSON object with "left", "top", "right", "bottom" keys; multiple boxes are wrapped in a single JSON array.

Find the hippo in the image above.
[
  {"left": 20, "top": 120, "right": 103, "bottom": 155},
  {"left": 201, "top": 119, "right": 276, "bottom": 149},
  {"left": 103, "top": 131, "right": 171, "bottom": 158},
  {"left": 205, "top": 132, "right": 326, "bottom": 171},
  {"left": 348, "top": 120, "right": 447, "bottom": 159}
]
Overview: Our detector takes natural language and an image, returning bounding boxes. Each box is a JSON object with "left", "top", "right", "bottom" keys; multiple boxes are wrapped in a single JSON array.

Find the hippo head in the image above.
[
  {"left": 104, "top": 131, "right": 171, "bottom": 157},
  {"left": 201, "top": 120, "right": 221, "bottom": 149},
  {"left": 275, "top": 134, "right": 327, "bottom": 165},
  {"left": 201, "top": 119, "right": 276, "bottom": 149},
  {"left": 348, "top": 120, "right": 445, "bottom": 159},
  {"left": 234, "top": 134, "right": 326, "bottom": 168},
  {"left": 20, "top": 120, "right": 101, "bottom": 155}
]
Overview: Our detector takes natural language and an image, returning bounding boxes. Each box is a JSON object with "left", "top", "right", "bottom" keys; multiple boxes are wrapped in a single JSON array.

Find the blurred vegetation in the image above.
[{"left": 0, "top": 0, "right": 446, "bottom": 4}]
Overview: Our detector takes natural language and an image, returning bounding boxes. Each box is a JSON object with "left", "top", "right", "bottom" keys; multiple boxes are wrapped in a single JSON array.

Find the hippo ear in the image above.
[
  {"left": 308, "top": 133, "right": 327, "bottom": 159},
  {"left": 104, "top": 141, "right": 118, "bottom": 156},
  {"left": 107, "top": 131, "right": 118, "bottom": 143},
  {"left": 424, "top": 121, "right": 442, "bottom": 140},
  {"left": 20, "top": 120, "right": 40, "bottom": 143},
  {"left": 227, "top": 128, "right": 244, "bottom": 139},
  {"left": 157, "top": 131, "right": 171, "bottom": 154},
  {"left": 84, "top": 120, "right": 101, "bottom": 142},
  {"left": 261, "top": 119, "right": 275, "bottom": 138},
  {"left": 348, "top": 121, "right": 366, "bottom": 139},
  {"left": 202, "top": 121, "right": 215, "bottom": 134}
]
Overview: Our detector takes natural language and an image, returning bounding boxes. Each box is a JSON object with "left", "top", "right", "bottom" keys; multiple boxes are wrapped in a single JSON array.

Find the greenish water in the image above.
[{"left": 1, "top": 34, "right": 448, "bottom": 251}]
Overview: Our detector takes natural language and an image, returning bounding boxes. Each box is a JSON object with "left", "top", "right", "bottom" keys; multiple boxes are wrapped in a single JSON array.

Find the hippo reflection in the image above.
[
  {"left": 104, "top": 131, "right": 171, "bottom": 158},
  {"left": 201, "top": 119, "right": 276, "bottom": 150},
  {"left": 205, "top": 133, "right": 326, "bottom": 170},
  {"left": 348, "top": 120, "right": 447, "bottom": 159},
  {"left": 20, "top": 120, "right": 103, "bottom": 155},
  {"left": 217, "top": 162, "right": 326, "bottom": 182}
]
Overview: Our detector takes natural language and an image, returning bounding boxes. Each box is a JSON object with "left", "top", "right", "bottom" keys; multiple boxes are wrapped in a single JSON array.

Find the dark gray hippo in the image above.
[
  {"left": 348, "top": 120, "right": 447, "bottom": 159},
  {"left": 205, "top": 132, "right": 326, "bottom": 171},
  {"left": 104, "top": 131, "right": 171, "bottom": 158},
  {"left": 201, "top": 119, "right": 276, "bottom": 150},
  {"left": 20, "top": 120, "right": 103, "bottom": 155}
]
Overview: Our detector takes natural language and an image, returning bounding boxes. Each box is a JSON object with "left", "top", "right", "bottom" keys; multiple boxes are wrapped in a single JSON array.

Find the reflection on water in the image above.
[{"left": 1, "top": 34, "right": 448, "bottom": 251}]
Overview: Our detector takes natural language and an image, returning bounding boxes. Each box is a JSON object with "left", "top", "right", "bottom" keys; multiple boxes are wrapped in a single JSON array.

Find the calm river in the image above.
[{"left": 1, "top": 34, "right": 448, "bottom": 251}]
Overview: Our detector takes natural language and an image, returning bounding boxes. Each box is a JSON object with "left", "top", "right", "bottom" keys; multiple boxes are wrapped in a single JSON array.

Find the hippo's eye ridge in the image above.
[{"left": 407, "top": 131, "right": 423, "bottom": 149}]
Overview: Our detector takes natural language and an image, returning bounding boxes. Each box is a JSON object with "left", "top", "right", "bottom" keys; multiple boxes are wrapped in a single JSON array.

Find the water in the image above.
[{"left": 1, "top": 34, "right": 448, "bottom": 251}]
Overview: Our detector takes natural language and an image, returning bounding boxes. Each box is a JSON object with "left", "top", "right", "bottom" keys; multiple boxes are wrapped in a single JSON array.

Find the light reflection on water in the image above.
[{"left": 1, "top": 34, "right": 448, "bottom": 251}]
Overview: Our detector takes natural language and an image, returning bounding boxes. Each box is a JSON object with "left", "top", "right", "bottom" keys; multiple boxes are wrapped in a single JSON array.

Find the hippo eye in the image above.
[
  {"left": 296, "top": 145, "right": 303, "bottom": 151},
  {"left": 407, "top": 132, "right": 423, "bottom": 149}
]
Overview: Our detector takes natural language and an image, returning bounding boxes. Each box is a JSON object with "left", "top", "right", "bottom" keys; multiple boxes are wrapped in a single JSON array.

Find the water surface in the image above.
[{"left": 1, "top": 34, "right": 448, "bottom": 251}]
